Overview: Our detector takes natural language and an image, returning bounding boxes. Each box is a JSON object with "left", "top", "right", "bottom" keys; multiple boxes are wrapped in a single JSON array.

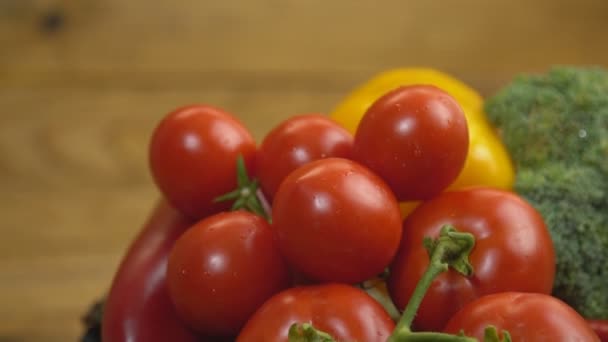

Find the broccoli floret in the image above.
[
  {"left": 486, "top": 66, "right": 608, "bottom": 319},
  {"left": 515, "top": 163, "right": 608, "bottom": 318},
  {"left": 485, "top": 66, "right": 608, "bottom": 173}
]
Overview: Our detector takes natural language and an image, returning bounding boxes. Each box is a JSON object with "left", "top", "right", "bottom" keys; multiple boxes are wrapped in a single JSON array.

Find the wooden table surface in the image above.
[{"left": 1, "top": 1, "right": 607, "bottom": 341}]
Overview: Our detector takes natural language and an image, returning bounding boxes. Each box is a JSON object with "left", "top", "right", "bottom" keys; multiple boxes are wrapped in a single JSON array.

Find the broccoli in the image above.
[
  {"left": 485, "top": 66, "right": 608, "bottom": 319},
  {"left": 486, "top": 66, "right": 608, "bottom": 173},
  {"left": 515, "top": 163, "right": 607, "bottom": 318}
]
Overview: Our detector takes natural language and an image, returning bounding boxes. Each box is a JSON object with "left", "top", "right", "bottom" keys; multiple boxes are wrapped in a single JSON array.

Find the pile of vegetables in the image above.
[{"left": 90, "top": 67, "right": 607, "bottom": 342}]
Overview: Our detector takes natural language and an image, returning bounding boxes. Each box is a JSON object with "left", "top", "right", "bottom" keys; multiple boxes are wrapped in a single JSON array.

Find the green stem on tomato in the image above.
[
  {"left": 214, "top": 155, "right": 272, "bottom": 221},
  {"left": 483, "top": 326, "right": 512, "bottom": 342},
  {"left": 390, "top": 331, "right": 477, "bottom": 342},
  {"left": 359, "top": 277, "right": 402, "bottom": 322},
  {"left": 397, "top": 258, "right": 447, "bottom": 331},
  {"left": 288, "top": 323, "right": 336, "bottom": 342},
  {"left": 387, "top": 225, "right": 476, "bottom": 342}
]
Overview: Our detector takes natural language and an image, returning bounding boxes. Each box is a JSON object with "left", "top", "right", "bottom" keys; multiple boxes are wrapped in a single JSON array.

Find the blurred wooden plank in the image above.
[
  {"left": 0, "top": 87, "right": 345, "bottom": 191},
  {"left": 0, "top": 253, "right": 119, "bottom": 342},
  {"left": 2, "top": 0, "right": 607, "bottom": 80}
]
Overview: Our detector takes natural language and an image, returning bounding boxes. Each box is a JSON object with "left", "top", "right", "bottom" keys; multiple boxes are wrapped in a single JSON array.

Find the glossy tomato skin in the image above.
[
  {"left": 149, "top": 105, "right": 256, "bottom": 220},
  {"left": 588, "top": 320, "right": 608, "bottom": 342},
  {"left": 353, "top": 85, "right": 469, "bottom": 201},
  {"left": 387, "top": 187, "right": 556, "bottom": 331},
  {"left": 256, "top": 114, "right": 353, "bottom": 202},
  {"left": 102, "top": 201, "right": 201, "bottom": 342},
  {"left": 272, "top": 158, "right": 403, "bottom": 284},
  {"left": 444, "top": 292, "right": 600, "bottom": 341},
  {"left": 236, "top": 284, "right": 395, "bottom": 342},
  {"left": 167, "top": 211, "right": 290, "bottom": 337}
]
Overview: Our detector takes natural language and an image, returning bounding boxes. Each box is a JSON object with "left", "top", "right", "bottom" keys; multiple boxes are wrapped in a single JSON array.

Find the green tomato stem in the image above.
[
  {"left": 214, "top": 155, "right": 271, "bottom": 221},
  {"left": 396, "top": 257, "right": 448, "bottom": 332},
  {"left": 359, "top": 277, "right": 401, "bottom": 322},
  {"left": 483, "top": 326, "right": 512, "bottom": 342},
  {"left": 387, "top": 225, "right": 476, "bottom": 342},
  {"left": 288, "top": 323, "right": 336, "bottom": 342},
  {"left": 390, "top": 331, "right": 477, "bottom": 342}
]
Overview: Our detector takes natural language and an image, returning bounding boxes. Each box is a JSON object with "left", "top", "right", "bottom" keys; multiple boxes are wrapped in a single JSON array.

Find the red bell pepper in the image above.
[
  {"left": 589, "top": 320, "right": 608, "bottom": 342},
  {"left": 102, "top": 201, "right": 201, "bottom": 342}
]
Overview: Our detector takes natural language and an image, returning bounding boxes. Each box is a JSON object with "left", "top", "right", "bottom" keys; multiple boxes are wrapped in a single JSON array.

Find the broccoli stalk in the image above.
[{"left": 485, "top": 66, "right": 608, "bottom": 319}]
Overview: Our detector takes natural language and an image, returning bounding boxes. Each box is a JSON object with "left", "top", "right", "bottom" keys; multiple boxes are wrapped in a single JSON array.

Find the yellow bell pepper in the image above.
[
  {"left": 332, "top": 68, "right": 487, "bottom": 133},
  {"left": 330, "top": 68, "right": 515, "bottom": 218}
]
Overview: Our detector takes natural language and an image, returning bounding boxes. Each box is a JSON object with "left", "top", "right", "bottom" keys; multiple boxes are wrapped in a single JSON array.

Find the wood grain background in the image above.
[{"left": 1, "top": 1, "right": 607, "bottom": 341}]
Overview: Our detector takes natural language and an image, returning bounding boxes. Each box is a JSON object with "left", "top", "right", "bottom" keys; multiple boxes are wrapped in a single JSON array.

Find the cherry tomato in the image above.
[
  {"left": 387, "top": 187, "right": 555, "bottom": 331},
  {"left": 588, "top": 320, "right": 608, "bottom": 342},
  {"left": 272, "top": 158, "right": 402, "bottom": 284},
  {"left": 444, "top": 292, "right": 600, "bottom": 341},
  {"left": 353, "top": 85, "right": 469, "bottom": 201},
  {"left": 149, "top": 105, "right": 256, "bottom": 220},
  {"left": 236, "top": 284, "right": 395, "bottom": 342},
  {"left": 256, "top": 114, "right": 353, "bottom": 202},
  {"left": 167, "top": 211, "right": 290, "bottom": 337}
]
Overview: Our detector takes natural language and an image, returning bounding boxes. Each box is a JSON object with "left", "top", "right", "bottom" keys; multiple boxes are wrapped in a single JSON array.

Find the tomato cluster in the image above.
[{"left": 103, "top": 85, "right": 602, "bottom": 342}]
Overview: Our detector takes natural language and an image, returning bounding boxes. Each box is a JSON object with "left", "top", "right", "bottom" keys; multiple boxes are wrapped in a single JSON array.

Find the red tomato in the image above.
[
  {"left": 236, "top": 284, "right": 395, "bottom": 342},
  {"left": 167, "top": 211, "right": 290, "bottom": 337},
  {"left": 149, "top": 105, "right": 256, "bottom": 220},
  {"left": 272, "top": 158, "right": 402, "bottom": 284},
  {"left": 588, "top": 320, "right": 608, "bottom": 342},
  {"left": 353, "top": 85, "right": 469, "bottom": 201},
  {"left": 387, "top": 187, "right": 555, "bottom": 331},
  {"left": 256, "top": 114, "right": 353, "bottom": 202},
  {"left": 444, "top": 292, "right": 600, "bottom": 341}
]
